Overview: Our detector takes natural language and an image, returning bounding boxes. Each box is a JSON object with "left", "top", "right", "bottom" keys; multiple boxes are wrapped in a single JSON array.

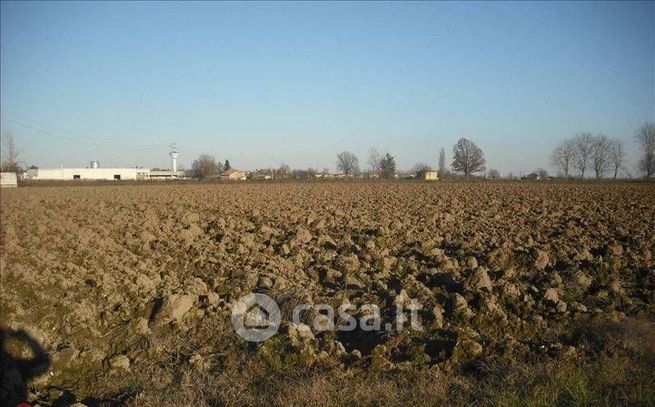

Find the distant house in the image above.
[
  {"left": 220, "top": 168, "right": 246, "bottom": 181},
  {"left": 416, "top": 170, "right": 439, "bottom": 181},
  {"left": 523, "top": 173, "right": 541, "bottom": 180}
]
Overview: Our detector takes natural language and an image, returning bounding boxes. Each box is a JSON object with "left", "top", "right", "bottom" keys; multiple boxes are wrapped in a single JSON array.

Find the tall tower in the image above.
[{"left": 169, "top": 143, "right": 179, "bottom": 172}]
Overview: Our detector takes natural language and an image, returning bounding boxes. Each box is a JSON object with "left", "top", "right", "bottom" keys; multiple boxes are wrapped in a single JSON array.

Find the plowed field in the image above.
[{"left": 1, "top": 181, "right": 654, "bottom": 406}]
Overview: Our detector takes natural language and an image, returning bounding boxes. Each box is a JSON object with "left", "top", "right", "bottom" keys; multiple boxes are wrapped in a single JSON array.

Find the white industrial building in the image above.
[
  {"left": 25, "top": 145, "right": 184, "bottom": 181},
  {"left": 26, "top": 166, "right": 151, "bottom": 181}
]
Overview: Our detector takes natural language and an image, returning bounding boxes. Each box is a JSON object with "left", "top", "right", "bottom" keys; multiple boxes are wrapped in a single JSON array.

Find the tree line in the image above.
[
  {"left": 332, "top": 137, "right": 486, "bottom": 179},
  {"left": 550, "top": 133, "right": 623, "bottom": 179},
  {"left": 332, "top": 122, "right": 654, "bottom": 180},
  {"left": 550, "top": 123, "right": 654, "bottom": 179},
  {"left": 3, "top": 122, "right": 654, "bottom": 180},
  {"left": 336, "top": 149, "right": 397, "bottom": 179},
  {"left": 189, "top": 156, "right": 232, "bottom": 179}
]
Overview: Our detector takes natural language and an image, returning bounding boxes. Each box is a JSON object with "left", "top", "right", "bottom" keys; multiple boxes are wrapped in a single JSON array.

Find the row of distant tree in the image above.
[
  {"left": 333, "top": 138, "right": 487, "bottom": 179},
  {"left": 549, "top": 123, "right": 654, "bottom": 179},
  {"left": 2, "top": 122, "right": 654, "bottom": 180},
  {"left": 189, "top": 156, "right": 232, "bottom": 179},
  {"left": 330, "top": 122, "right": 655, "bottom": 180},
  {"left": 550, "top": 134, "right": 623, "bottom": 179},
  {"left": 336, "top": 150, "right": 398, "bottom": 178}
]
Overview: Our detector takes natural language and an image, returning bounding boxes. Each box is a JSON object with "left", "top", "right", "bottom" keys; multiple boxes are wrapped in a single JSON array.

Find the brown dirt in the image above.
[{"left": 1, "top": 181, "right": 654, "bottom": 406}]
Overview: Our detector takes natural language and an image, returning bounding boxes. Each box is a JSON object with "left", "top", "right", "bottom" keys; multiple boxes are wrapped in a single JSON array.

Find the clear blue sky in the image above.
[{"left": 1, "top": 1, "right": 653, "bottom": 174}]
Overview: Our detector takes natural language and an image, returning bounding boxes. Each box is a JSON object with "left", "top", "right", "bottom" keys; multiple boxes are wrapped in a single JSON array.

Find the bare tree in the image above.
[
  {"left": 609, "top": 139, "right": 625, "bottom": 180},
  {"left": 336, "top": 151, "right": 360, "bottom": 176},
  {"left": 1, "top": 129, "right": 20, "bottom": 172},
  {"left": 367, "top": 148, "right": 382, "bottom": 174},
  {"left": 536, "top": 168, "right": 549, "bottom": 178},
  {"left": 573, "top": 133, "right": 594, "bottom": 178},
  {"left": 438, "top": 147, "right": 446, "bottom": 176},
  {"left": 636, "top": 122, "right": 655, "bottom": 179},
  {"left": 411, "top": 162, "right": 432, "bottom": 173},
  {"left": 379, "top": 152, "right": 396, "bottom": 179},
  {"left": 191, "top": 154, "right": 220, "bottom": 179},
  {"left": 591, "top": 134, "right": 612, "bottom": 179},
  {"left": 451, "top": 138, "right": 485, "bottom": 177},
  {"left": 274, "top": 164, "right": 292, "bottom": 179},
  {"left": 487, "top": 169, "right": 501, "bottom": 179},
  {"left": 292, "top": 167, "right": 317, "bottom": 179},
  {"left": 550, "top": 139, "right": 575, "bottom": 179}
]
